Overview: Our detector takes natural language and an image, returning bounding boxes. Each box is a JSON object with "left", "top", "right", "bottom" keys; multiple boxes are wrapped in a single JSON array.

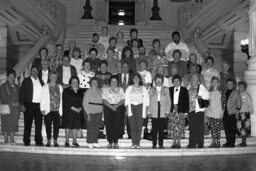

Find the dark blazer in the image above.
[
  {"left": 169, "top": 86, "right": 189, "bottom": 113},
  {"left": 19, "top": 77, "right": 42, "bottom": 104},
  {"left": 38, "top": 69, "right": 51, "bottom": 86},
  {"left": 56, "top": 65, "right": 77, "bottom": 86},
  {"left": 116, "top": 72, "right": 132, "bottom": 90}
]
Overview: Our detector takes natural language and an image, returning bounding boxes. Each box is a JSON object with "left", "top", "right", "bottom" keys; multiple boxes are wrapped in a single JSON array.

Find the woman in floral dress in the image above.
[{"left": 236, "top": 81, "right": 254, "bottom": 147}]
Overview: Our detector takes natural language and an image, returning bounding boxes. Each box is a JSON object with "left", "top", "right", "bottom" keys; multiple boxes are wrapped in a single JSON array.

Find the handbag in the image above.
[
  {"left": 0, "top": 84, "right": 10, "bottom": 115},
  {"left": 197, "top": 84, "right": 210, "bottom": 108}
]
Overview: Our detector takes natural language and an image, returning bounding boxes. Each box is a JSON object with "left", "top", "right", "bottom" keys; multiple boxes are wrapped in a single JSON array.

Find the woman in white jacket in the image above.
[
  {"left": 187, "top": 74, "right": 209, "bottom": 148},
  {"left": 40, "top": 71, "right": 63, "bottom": 147},
  {"left": 125, "top": 73, "right": 149, "bottom": 149}
]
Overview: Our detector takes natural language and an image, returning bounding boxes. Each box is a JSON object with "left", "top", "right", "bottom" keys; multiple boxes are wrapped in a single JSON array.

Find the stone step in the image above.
[
  {"left": 0, "top": 143, "right": 255, "bottom": 156},
  {"left": 0, "top": 136, "right": 255, "bottom": 147}
]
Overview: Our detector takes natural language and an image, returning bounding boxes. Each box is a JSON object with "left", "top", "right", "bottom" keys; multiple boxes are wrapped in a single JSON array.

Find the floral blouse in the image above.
[
  {"left": 102, "top": 86, "right": 125, "bottom": 104},
  {"left": 188, "top": 86, "right": 198, "bottom": 112},
  {"left": 49, "top": 84, "right": 61, "bottom": 111}
]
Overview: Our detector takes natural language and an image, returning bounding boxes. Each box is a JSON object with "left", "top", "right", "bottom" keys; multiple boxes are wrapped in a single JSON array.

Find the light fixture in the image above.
[
  {"left": 118, "top": 9, "right": 125, "bottom": 16},
  {"left": 240, "top": 38, "right": 250, "bottom": 59},
  {"left": 118, "top": 20, "right": 124, "bottom": 26}
]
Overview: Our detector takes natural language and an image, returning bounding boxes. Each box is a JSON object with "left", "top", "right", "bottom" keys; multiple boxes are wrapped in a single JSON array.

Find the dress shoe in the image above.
[
  {"left": 159, "top": 146, "right": 165, "bottom": 149},
  {"left": 88, "top": 144, "right": 93, "bottom": 149},
  {"left": 239, "top": 142, "right": 247, "bottom": 147},
  {"left": 45, "top": 142, "right": 51, "bottom": 147},
  {"left": 136, "top": 145, "right": 141, "bottom": 149},
  {"left": 93, "top": 143, "right": 101, "bottom": 148},
  {"left": 54, "top": 143, "right": 59, "bottom": 147},
  {"left": 175, "top": 145, "right": 181, "bottom": 149},
  {"left": 35, "top": 143, "right": 44, "bottom": 147},
  {"left": 130, "top": 145, "right": 136, "bottom": 149},
  {"left": 107, "top": 143, "right": 113, "bottom": 149},
  {"left": 187, "top": 144, "right": 196, "bottom": 149},
  {"left": 65, "top": 142, "right": 70, "bottom": 147},
  {"left": 72, "top": 143, "right": 80, "bottom": 147},
  {"left": 152, "top": 145, "right": 157, "bottom": 149},
  {"left": 24, "top": 143, "right": 30, "bottom": 146},
  {"left": 222, "top": 143, "right": 229, "bottom": 148},
  {"left": 171, "top": 144, "right": 177, "bottom": 149},
  {"left": 114, "top": 143, "right": 119, "bottom": 149}
]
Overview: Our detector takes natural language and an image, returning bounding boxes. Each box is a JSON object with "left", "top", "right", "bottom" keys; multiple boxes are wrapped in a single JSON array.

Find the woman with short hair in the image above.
[
  {"left": 102, "top": 75, "right": 125, "bottom": 149},
  {"left": 148, "top": 74, "right": 171, "bottom": 149},
  {"left": 62, "top": 76, "right": 83, "bottom": 147},
  {"left": 0, "top": 69, "right": 20, "bottom": 145},
  {"left": 83, "top": 77, "right": 103, "bottom": 148}
]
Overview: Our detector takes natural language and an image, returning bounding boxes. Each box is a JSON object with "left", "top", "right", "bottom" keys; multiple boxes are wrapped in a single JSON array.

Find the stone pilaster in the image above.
[
  {"left": 244, "top": 0, "right": 256, "bottom": 136},
  {"left": 0, "top": 20, "right": 7, "bottom": 74}
]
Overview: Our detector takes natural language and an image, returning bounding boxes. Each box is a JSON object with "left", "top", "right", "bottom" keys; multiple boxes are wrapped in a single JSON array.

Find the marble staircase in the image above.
[
  {"left": 0, "top": 113, "right": 256, "bottom": 156},
  {"left": 64, "top": 24, "right": 177, "bottom": 56}
]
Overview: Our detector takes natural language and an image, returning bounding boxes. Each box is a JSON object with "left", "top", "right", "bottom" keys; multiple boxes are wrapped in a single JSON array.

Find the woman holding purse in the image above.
[{"left": 0, "top": 69, "right": 20, "bottom": 145}]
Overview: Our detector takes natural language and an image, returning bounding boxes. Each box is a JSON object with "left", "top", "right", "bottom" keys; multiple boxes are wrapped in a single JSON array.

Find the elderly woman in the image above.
[
  {"left": 168, "top": 64, "right": 179, "bottom": 87},
  {"left": 148, "top": 74, "right": 171, "bottom": 149},
  {"left": 168, "top": 74, "right": 189, "bottom": 148},
  {"left": 0, "top": 69, "right": 19, "bottom": 145},
  {"left": 125, "top": 73, "right": 149, "bottom": 149},
  {"left": 83, "top": 77, "right": 103, "bottom": 148},
  {"left": 222, "top": 78, "right": 242, "bottom": 148},
  {"left": 40, "top": 71, "right": 63, "bottom": 147},
  {"left": 62, "top": 76, "right": 83, "bottom": 147},
  {"left": 187, "top": 74, "right": 209, "bottom": 148},
  {"left": 70, "top": 47, "right": 83, "bottom": 74},
  {"left": 102, "top": 75, "right": 125, "bottom": 149},
  {"left": 236, "top": 81, "right": 254, "bottom": 147}
]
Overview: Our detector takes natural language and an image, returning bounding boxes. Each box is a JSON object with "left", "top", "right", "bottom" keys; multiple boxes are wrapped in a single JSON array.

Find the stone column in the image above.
[{"left": 244, "top": 0, "right": 256, "bottom": 136}]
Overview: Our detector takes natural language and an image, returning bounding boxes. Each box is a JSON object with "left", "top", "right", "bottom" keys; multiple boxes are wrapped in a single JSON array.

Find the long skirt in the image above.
[
  {"left": 237, "top": 112, "right": 251, "bottom": 137},
  {"left": 168, "top": 105, "right": 185, "bottom": 139}
]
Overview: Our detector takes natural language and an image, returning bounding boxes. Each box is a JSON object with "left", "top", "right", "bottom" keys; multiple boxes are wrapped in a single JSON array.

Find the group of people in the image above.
[{"left": 0, "top": 27, "right": 254, "bottom": 150}]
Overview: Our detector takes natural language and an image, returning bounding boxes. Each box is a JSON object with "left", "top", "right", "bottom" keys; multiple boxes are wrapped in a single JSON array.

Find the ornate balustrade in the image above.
[{"left": 0, "top": 0, "right": 66, "bottom": 85}]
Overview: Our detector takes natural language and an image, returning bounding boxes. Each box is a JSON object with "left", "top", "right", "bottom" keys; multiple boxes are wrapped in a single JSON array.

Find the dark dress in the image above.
[
  {"left": 0, "top": 82, "right": 20, "bottom": 133},
  {"left": 62, "top": 88, "right": 83, "bottom": 129}
]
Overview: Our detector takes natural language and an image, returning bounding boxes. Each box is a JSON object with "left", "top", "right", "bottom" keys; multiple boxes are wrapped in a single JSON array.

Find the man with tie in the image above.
[{"left": 116, "top": 62, "right": 132, "bottom": 138}]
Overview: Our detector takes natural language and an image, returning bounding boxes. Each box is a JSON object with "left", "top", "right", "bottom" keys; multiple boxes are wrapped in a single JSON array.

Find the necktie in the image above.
[{"left": 123, "top": 74, "right": 127, "bottom": 88}]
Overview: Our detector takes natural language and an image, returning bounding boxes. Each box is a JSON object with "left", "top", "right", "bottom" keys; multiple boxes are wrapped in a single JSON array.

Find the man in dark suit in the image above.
[
  {"left": 169, "top": 74, "right": 189, "bottom": 148},
  {"left": 38, "top": 59, "right": 50, "bottom": 86},
  {"left": 116, "top": 62, "right": 132, "bottom": 138},
  {"left": 19, "top": 66, "right": 44, "bottom": 146},
  {"left": 56, "top": 55, "right": 77, "bottom": 89}
]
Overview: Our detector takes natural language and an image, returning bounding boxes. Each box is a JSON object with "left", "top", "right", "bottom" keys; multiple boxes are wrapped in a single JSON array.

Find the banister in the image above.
[{"left": 0, "top": 0, "right": 66, "bottom": 85}]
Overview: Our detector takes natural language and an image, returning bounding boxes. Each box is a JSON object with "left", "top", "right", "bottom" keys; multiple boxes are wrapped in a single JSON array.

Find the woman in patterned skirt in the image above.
[
  {"left": 236, "top": 81, "right": 254, "bottom": 147},
  {"left": 168, "top": 74, "right": 189, "bottom": 148},
  {"left": 205, "top": 77, "right": 225, "bottom": 148}
]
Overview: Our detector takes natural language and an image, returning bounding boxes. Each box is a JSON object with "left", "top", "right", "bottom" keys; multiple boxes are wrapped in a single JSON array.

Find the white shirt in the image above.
[
  {"left": 173, "top": 86, "right": 181, "bottom": 105},
  {"left": 42, "top": 70, "right": 48, "bottom": 85},
  {"left": 122, "top": 73, "right": 129, "bottom": 86},
  {"left": 99, "top": 35, "right": 110, "bottom": 51},
  {"left": 156, "top": 86, "right": 161, "bottom": 101},
  {"left": 31, "top": 77, "right": 42, "bottom": 103},
  {"left": 70, "top": 58, "right": 83, "bottom": 73},
  {"left": 165, "top": 42, "right": 190, "bottom": 61},
  {"left": 138, "top": 70, "right": 152, "bottom": 85},
  {"left": 63, "top": 66, "right": 71, "bottom": 85}
]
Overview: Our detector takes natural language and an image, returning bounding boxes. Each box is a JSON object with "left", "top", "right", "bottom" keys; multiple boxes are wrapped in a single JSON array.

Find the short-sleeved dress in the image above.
[
  {"left": 0, "top": 82, "right": 20, "bottom": 133},
  {"left": 62, "top": 88, "right": 83, "bottom": 129}
]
